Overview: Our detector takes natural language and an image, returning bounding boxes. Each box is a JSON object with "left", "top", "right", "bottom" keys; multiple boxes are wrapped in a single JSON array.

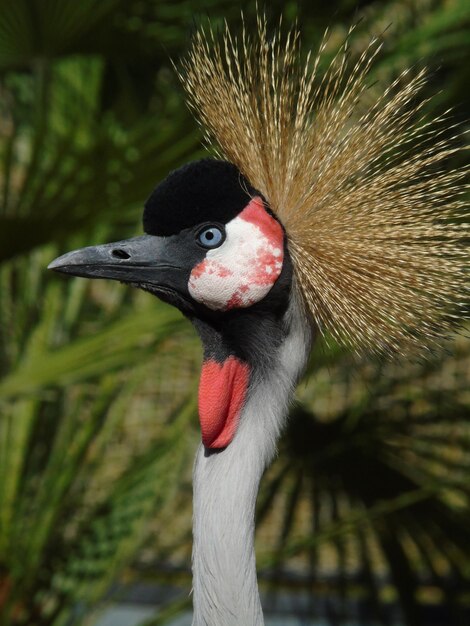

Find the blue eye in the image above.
[{"left": 196, "top": 225, "right": 225, "bottom": 249}]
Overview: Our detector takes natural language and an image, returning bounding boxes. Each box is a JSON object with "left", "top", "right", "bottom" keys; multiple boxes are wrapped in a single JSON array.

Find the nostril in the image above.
[{"left": 111, "top": 248, "right": 131, "bottom": 260}]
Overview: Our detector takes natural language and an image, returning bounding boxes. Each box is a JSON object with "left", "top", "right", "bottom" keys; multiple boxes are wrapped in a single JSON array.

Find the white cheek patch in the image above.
[{"left": 188, "top": 197, "right": 284, "bottom": 311}]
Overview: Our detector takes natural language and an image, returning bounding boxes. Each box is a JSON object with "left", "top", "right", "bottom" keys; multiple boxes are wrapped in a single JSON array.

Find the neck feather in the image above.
[{"left": 191, "top": 294, "right": 312, "bottom": 625}]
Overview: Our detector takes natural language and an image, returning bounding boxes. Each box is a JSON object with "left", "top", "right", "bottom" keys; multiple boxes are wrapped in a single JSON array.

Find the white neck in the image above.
[{"left": 191, "top": 296, "right": 312, "bottom": 625}]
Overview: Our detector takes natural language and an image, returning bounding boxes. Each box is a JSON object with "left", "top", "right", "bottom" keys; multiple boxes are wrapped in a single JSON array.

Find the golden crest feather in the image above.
[{"left": 177, "top": 15, "right": 469, "bottom": 356}]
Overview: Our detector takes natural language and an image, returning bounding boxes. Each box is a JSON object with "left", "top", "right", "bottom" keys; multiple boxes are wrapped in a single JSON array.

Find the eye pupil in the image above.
[{"left": 197, "top": 225, "right": 225, "bottom": 248}]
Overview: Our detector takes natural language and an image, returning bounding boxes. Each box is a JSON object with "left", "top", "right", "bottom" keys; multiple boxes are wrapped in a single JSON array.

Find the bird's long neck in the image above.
[{"left": 191, "top": 294, "right": 312, "bottom": 625}]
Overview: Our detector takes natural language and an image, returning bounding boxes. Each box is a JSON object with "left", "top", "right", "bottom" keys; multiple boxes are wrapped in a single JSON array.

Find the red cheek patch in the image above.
[
  {"left": 239, "top": 197, "right": 282, "bottom": 240},
  {"left": 188, "top": 197, "right": 284, "bottom": 311},
  {"left": 198, "top": 357, "right": 250, "bottom": 448}
]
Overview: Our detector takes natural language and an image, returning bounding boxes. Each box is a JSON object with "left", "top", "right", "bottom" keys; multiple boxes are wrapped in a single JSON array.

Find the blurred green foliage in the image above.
[{"left": 0, "top": 1, "right": 468, "bottom": 625}]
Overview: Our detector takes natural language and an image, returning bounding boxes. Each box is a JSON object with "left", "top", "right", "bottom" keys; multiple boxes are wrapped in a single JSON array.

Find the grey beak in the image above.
[
  {"left": 48, "top": 235, "right": 158, "bottom": 278},
  {"left": 48, "top": 234, "right": 188, "bottom": 289}
]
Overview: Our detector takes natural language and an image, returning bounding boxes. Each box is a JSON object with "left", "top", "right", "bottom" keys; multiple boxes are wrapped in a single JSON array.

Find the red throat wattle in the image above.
[{"left": 198, "top": 357, "right": 250, "bottom": 448}]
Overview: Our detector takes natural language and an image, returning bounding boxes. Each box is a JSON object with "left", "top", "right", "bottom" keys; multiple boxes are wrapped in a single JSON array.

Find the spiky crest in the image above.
[{"left": 177, "top": 15, "right": 469, "bottom": 356}]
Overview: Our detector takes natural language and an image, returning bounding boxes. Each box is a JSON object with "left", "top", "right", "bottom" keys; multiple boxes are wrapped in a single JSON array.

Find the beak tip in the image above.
[{"left": 47, "top": 256, "right": 67, "bottom": 271}]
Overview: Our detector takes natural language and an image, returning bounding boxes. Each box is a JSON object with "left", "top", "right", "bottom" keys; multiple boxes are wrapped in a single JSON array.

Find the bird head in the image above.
[
  {"left": 48, "top": 159, "right": 291, "bottom": 318},
  {"left": 49, "top": 159, "right": 295, "bottom": 450},
  {"left": 48, "top": 17, "right": 469, "bottom": 449}
]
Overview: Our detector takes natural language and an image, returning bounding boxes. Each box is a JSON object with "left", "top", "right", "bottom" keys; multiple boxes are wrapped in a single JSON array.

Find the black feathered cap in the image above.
[{"left": 143, "top": 159, "right": 259, "bottom": 236}]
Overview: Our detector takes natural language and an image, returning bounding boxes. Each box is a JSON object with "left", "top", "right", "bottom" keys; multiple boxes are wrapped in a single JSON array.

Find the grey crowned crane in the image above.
[{"left": 48, "top": 16, "right": 468, "bottom": 626}]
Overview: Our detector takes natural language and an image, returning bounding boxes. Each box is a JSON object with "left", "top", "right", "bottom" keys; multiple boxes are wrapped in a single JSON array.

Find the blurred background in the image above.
[{"left": 0, "top": 1, "right": 469, "bottom": 625}]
